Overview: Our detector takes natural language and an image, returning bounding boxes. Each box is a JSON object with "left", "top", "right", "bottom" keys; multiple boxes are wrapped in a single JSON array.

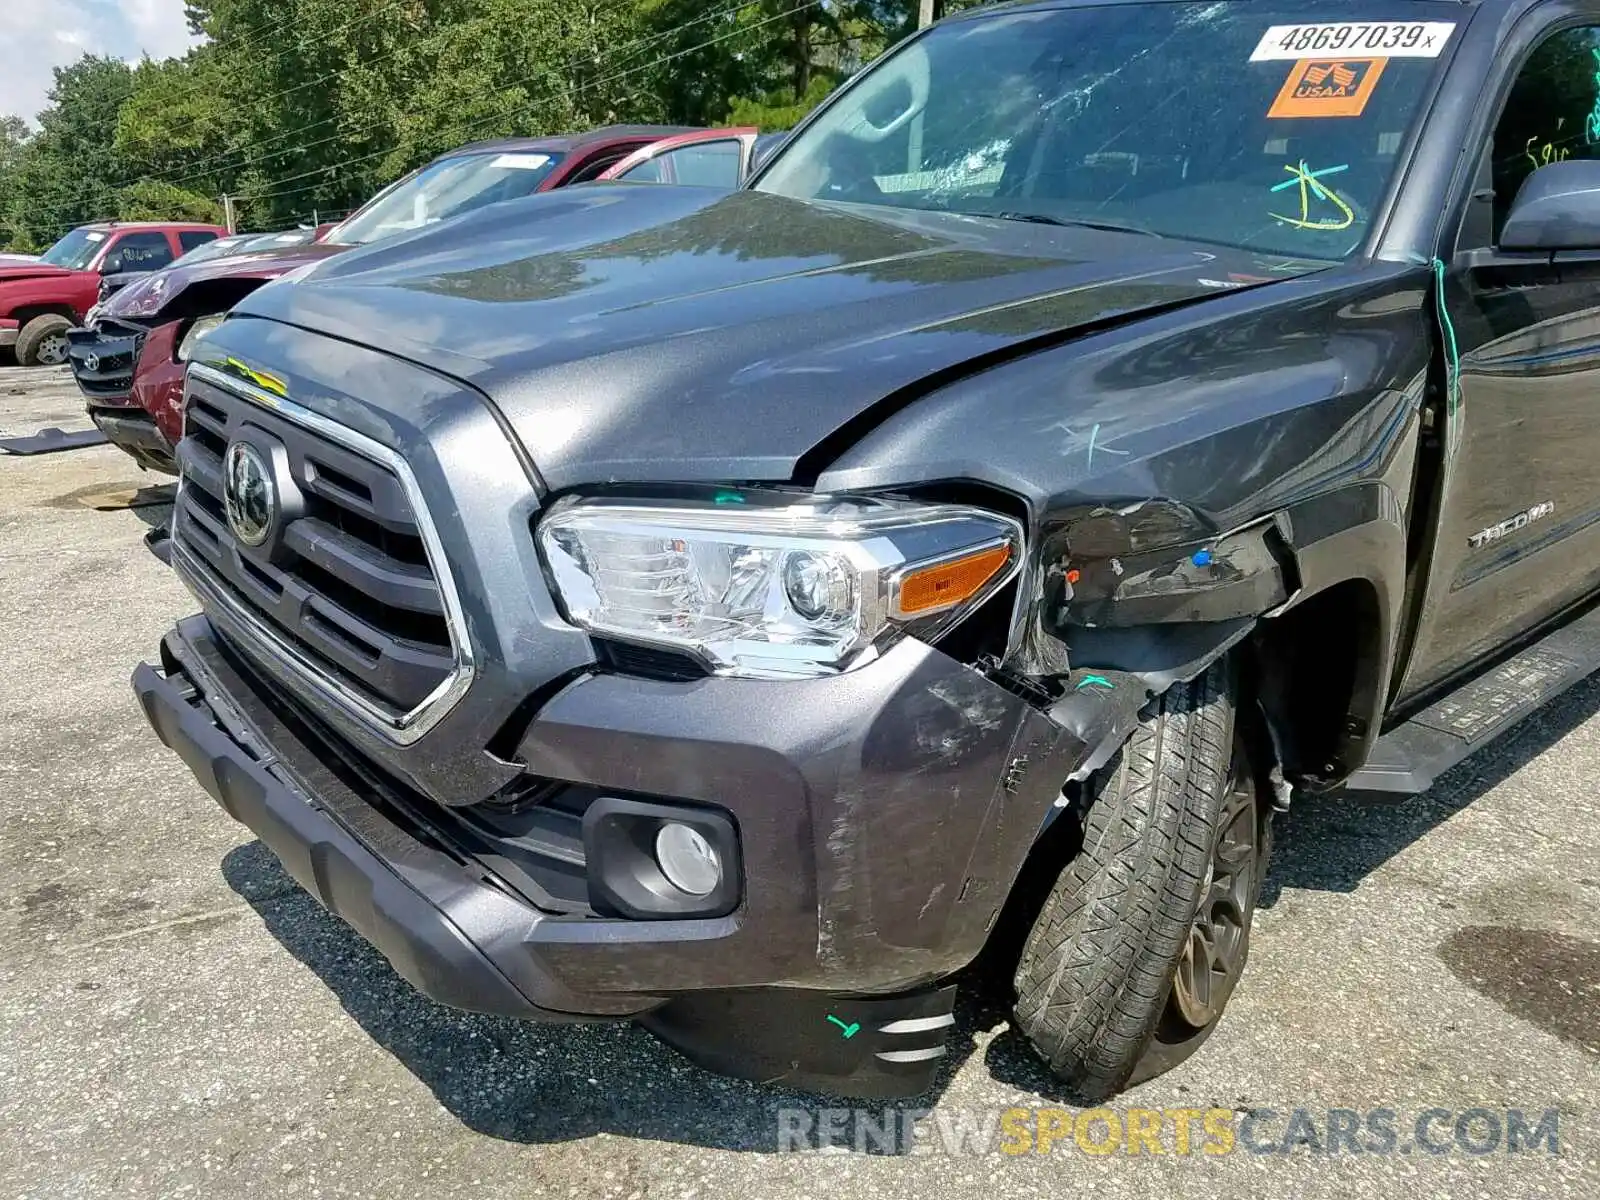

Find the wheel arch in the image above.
[
  {"left": 13, "top": 304, "right": 78, "bottom": 327},
  {"left": 1248, "top": 575, "right": 1392, "bottom": 789},
  {"left": 1007, "top": 481, "right": 1411, "bottom": 812}
]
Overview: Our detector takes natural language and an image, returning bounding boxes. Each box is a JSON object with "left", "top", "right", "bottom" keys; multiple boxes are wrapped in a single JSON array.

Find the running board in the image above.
[{"left": 1345, "top": 604, "right": 1600, "bottom": 796}]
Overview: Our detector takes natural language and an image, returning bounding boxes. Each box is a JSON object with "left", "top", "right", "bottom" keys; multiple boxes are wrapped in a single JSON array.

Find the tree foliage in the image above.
[
  {"left": 6, "top": 57, "right": 137, "bottom": 249},
  {"left": 0, "top": 0, "right": 929, "bottom": 251}
]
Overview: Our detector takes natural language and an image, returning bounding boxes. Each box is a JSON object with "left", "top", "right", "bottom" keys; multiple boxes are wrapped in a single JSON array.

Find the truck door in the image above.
[
  {"left": 99, "top": 230, "right": 175, "bottom": 275},
  {"left": 610, "top": 137, "right": 749, "bottom": 187},
  {"left": 1399, "top": 21, "right": 1600, "bottom": 698}
]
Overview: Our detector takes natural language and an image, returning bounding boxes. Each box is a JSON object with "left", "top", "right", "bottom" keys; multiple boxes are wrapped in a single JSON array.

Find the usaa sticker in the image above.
[{"left": 1269, "top": 57, "right": 1387, "bottom": 119}]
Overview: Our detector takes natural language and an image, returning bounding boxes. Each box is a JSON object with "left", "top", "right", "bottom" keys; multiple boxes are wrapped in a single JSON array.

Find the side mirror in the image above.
[
  {"left": 1500, "top": 159, "right": 1600, "bottom": 251},
  {"left": 749, "top": 134, "right": 787, "bottom": 177},
  {"left": 98, "top": 254, "right": 123, "bottom": 275}
]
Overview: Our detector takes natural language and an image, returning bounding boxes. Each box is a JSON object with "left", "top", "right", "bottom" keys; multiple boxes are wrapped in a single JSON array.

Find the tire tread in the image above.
[{"left": 1012, "top": 662, "right": 1235, "bottom": 1099}]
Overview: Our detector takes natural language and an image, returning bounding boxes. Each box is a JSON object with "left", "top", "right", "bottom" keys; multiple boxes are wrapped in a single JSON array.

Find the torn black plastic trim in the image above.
[
  {"left": 1058, "top": 518, "right": 1295, "bottom": 628},
  {"left": 1046, "top": 621, "right": 1256, "bottom": 781},
  {"left": 1059, "top": 618, "right": 1256, "bottom": 694}
]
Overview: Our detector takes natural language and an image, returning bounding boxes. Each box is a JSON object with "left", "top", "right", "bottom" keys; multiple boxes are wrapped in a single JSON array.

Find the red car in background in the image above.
[
  {"left": 71, "top": 125, "right": 762, "bottom": 473},
  {"left": 0, "top": 221, "right": 227, "bottom": 365},
  {"left": 598, "top": 126, "right": 759, "bottom": 183}
]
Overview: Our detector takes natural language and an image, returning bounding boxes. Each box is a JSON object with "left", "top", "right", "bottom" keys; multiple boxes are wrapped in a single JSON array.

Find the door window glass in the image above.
[
  {"left": 621, "top": 140, "right": 743, "bottom": 186},
  {"left": 1490, "top": 26, "right": 1600, "bottom": 238},
  {"left": 567, "top": 149, "right": 635, "bottom": 183},
  {"left": 106, "top": 231, "right": 174, "bottom": 272},
  {"left": 178, "top": 230, "right": 219, "bottom": 252}
]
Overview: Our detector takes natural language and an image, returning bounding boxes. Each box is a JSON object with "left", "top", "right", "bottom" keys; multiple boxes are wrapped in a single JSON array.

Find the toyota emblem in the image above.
[{"left": 222, "top": 441, "right": 277, "bottom": 548}]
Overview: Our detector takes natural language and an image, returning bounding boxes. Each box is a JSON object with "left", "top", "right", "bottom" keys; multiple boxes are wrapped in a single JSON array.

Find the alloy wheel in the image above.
[
  {"left": 37, "top": 334, "right": 69, "bottom": 365},
  {"left": 1170, "top": 743, "right": 1259, "bottom": 1028}
]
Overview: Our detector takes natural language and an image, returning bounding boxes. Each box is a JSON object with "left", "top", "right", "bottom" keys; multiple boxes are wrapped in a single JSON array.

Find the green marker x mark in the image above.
[
  {"left": 826, "top": 1015, "right": 861, "bottom": 1039},
  {"left": 1076, "top": 674, "right": 1114, "bottom": 691}
]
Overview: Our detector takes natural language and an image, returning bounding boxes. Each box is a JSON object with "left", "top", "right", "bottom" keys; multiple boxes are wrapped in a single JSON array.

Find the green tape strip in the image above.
[{"left": 1431, "top": 257, "right": 1462, "bottom": 423}]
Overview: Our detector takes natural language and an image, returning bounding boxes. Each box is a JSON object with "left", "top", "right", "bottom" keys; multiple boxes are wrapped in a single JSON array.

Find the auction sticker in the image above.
[
  {"left": 1268, "top": 57, "right": 1388, "bottom": 118},
  {"left": 1250, "top": 22, "right": 1455, "bottom": 60},
  {"left": 491, "top": 153, "right": 552, "bottom": 170}
]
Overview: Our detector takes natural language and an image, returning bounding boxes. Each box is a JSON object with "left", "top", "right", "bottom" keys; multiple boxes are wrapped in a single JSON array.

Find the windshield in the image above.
[
  {"left": 171, "top": 234, "right": 261, "bottom": 267},
  {"left": 328, "top": 149, "right": 565, "bottom": 245},
  {"left": 757, "top": 2, "right": 1461, "bottom": 259},
  {"left": 38, "top": 227, "right": 107, "bottom": 270},
  {"left": 169, "top": 230, "right": 314, "bottom": 268}
]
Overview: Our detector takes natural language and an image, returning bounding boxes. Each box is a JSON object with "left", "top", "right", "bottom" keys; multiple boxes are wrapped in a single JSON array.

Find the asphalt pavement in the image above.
[{"left": 0, "top": 362, "right": 1595, "bottom": 1199}]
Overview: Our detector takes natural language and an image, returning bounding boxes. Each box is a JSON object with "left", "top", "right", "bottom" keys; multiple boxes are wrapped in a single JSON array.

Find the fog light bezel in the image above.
[{"left": 582, "top": 795, "right": 742, "bottom": 919}]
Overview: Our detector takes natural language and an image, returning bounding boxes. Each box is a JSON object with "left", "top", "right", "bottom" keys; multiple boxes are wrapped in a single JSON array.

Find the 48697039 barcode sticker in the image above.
[{"left": 1250, "top": 22, "right": 1456, "bottom": 61}]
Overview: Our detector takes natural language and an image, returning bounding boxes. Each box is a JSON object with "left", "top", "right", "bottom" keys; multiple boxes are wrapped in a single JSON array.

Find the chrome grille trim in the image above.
[{"left": 176, "top": 361, "right": 475, "bottom": 744}]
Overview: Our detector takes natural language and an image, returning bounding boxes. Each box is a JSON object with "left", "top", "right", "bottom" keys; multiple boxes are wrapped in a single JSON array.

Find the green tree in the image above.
[
  {"left": 0, "top": 115, "right": 30, "bottom": 249},
  {"left": 117, "top": 179, "right": 225, "bottom": 223},
  {"left": 5, "top": 57, "right": 136, "bottom": 249},
  {"left": 114, "top": 51, "right": 239, "bottom": 207},
  {"left": 0, "top": 0, "right": 923, "bottom": 244},
  {"left": 726, "top": 73, "right": 836, "bottom": 129}
]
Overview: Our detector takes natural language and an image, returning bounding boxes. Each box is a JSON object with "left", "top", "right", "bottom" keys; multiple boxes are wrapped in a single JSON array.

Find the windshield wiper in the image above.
[{"left": 967, "top": 210, "right": 1162, "bottom": 238}]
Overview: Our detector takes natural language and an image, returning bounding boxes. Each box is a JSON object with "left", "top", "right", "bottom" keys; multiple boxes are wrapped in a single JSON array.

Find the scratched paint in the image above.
[{"left": 1050, "top": 420, "right": 1129, "bottom": 468}]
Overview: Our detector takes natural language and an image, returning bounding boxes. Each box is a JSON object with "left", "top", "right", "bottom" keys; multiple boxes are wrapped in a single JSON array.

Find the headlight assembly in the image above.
[
  {"left": 176, "top": 313, "right": 226, "bottom": 362},
  {"left": 538, "top": 494, "right": 1022, "bottom": 679}
]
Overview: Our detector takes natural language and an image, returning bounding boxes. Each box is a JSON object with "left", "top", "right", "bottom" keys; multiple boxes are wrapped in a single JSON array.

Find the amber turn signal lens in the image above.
[{"left": 897, "top": 544, "right": 1012, "bottom": 615}]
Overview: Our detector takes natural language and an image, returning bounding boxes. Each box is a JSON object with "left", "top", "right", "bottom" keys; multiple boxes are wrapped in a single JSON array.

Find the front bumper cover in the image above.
[
  {"left": 135, "top": 621, "right": 586, "bottom": 1020},
  {"left": 136, "top": 616, "right": 1079, "bottom": 1095}
]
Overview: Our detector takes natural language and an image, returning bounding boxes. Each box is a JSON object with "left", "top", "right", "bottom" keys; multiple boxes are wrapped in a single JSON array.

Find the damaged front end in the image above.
[{"left": 967, "top": 496, "right": 1300, "bottom": 799}]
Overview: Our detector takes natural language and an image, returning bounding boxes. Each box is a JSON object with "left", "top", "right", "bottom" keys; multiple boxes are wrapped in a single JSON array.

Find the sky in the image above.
[{"left": 0, "top": 0, "right": 201, "bottom": 127}]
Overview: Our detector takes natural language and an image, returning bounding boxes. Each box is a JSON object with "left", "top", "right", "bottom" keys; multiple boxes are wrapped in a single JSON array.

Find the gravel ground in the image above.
[{"left": 0, "top": 362, "right": 1595, "bottom": 1199}]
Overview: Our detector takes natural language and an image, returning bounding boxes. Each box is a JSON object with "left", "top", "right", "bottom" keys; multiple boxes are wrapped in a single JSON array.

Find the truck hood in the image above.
[
  {"left": 106, "top": 242, "right": 346, "bottom": 321},
  {"left": 237, "top": 186, "right": 1295, "bottom": 488},
  {"left": 0, "top": 264, "right": 84, "bottom": 286}
]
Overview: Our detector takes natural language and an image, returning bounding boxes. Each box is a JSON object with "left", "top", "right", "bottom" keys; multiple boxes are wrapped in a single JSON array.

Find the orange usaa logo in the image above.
[{"left": 1269, "top": 57, "right": 1388, "bottom": 119}]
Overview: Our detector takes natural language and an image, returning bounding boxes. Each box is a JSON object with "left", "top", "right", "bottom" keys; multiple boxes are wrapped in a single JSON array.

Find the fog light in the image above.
[{"left": 654, "top": 823, "right": 722, "bottom": 896}]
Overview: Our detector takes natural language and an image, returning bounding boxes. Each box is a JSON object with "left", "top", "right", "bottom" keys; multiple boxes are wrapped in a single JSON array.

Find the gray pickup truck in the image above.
[{"left": 134, "top": 0, "right": 1600, "bottom": 1099}]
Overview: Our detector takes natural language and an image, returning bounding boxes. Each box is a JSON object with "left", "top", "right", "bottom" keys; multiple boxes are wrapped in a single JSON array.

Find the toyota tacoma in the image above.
[{"left": 134, "top": 0, "right": 1600, "bottom": 1098}]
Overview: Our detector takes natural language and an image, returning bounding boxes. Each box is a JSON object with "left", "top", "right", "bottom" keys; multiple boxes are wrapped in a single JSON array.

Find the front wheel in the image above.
[
  {"left": 1011, "top": 661, "right": 1269, "bottom": 1100},
  {"left": 16, "top": 314, "right": 72, "bottom": 366}
]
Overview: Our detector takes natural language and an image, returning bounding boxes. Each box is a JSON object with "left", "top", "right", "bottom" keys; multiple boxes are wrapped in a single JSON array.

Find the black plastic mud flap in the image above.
[{"left": 641, "top": 983, "right": 958, "bottom": 1098}]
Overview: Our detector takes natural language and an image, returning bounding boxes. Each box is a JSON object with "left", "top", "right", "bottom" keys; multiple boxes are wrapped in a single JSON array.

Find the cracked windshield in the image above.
[{"left": 757, "top": 2, "right": 1459, "bottom": 259}]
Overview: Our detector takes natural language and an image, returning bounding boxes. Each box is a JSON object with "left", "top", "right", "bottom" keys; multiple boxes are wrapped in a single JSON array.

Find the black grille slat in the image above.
[
  {"left": 296, "top": 439, "right": 418, "bottom": 536},
  {"left": 177, "top": 438, "right": 225, "bottom": 501},
  {"left": 185, "top": 402, "right": 230, "bottom": 445},
  {"left": 173, "top": 374, "right": 455, "bottom": 716},
  {"left": 458, "top": 789, "right": 599, "bottom": 911},
  {"left": 283, "top": 518, "right": 443, "bottom": 616}
]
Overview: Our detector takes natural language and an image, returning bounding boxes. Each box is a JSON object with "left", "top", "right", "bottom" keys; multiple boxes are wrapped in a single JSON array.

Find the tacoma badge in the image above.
[{"left": 1468, "top": 501, "right": 1554, "bottom": 549}]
